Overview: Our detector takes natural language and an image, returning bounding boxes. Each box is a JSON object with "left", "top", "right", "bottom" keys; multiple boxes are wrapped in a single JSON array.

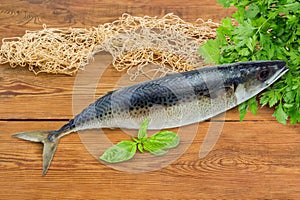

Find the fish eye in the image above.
[{"left": 257, "top": 68, "right": 270, "bottom": 81}]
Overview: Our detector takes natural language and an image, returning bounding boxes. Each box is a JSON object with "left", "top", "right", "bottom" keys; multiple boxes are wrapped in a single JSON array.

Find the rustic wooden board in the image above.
[
  {"left": 0, "top": 0, "right": 299, "bottom": 199},
  {"left": 1, "top": 121, "right": 300, "bottom": 199}
]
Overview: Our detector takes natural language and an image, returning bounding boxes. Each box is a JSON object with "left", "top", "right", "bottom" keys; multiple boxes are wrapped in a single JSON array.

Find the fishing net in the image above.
[{"left": 0, "top": 13, "right": 219, "bottom": 79}]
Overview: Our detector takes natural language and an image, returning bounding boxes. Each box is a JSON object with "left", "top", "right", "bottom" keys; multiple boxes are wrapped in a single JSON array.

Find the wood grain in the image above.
[
  {"left": 1, "top": 121, "right": 300, "bottom": 199},
  {"left": 0, "top": 1, "right": 299, "bottom": 199}
]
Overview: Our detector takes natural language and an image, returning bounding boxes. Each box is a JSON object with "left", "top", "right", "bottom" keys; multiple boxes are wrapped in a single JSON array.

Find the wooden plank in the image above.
[
  {"left": 0, "top": 0, "right": 234, "bottom": 39},
  {"left": 1, "top": 0, "right": 299, "bottom": 199},
  {"left": 1, "top": 121, "right": 299, "bottom": 199}
]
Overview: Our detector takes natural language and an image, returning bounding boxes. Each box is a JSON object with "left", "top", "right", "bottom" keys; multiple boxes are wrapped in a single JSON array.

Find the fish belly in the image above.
[
  {"left": 109, "top": 91, "right": 237, "bottom": 130},
  {"left": 72, "top": 90, "right": 237, "bottom": 131}
]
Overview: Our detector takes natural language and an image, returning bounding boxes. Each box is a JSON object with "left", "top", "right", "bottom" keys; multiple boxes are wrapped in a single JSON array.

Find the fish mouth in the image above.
[{"left": 266, "top": 65, "right": 289, "bottom": 86}]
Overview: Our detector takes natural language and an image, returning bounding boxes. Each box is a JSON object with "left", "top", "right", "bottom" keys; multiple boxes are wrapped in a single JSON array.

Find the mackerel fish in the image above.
[{"left": 12, "top": 60, "right": 288, "bottom": 175}]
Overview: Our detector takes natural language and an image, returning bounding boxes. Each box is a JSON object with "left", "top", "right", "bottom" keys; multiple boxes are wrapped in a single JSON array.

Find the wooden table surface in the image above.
[{"left": 0, "top": 1, "right": 299, "bottom": 199}]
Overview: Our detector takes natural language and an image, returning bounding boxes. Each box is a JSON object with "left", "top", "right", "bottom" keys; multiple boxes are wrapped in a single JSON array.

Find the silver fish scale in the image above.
[{"left": 67, "top": 68, "right": 238, "bottom": 131}]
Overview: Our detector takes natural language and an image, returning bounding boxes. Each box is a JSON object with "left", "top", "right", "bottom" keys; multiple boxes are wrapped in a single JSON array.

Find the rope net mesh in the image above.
[{"left": 0, "top": 13, "right": 219, "bottom": 79}]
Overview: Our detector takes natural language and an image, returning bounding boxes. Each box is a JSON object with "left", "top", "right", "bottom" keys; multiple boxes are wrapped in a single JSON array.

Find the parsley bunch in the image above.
[{"left": 199, "top": 0, "right": 300, "bottom": 124}]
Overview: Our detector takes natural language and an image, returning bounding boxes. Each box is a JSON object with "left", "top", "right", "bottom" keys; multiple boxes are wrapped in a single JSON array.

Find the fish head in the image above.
[{"left": 234, "top": 60, "right": 288, "bottom": 104}]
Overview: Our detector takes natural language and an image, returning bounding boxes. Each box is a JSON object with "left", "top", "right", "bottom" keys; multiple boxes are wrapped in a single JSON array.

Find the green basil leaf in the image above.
[
  {"left": 138, "top": 118, "right": 149, "bottom": 140},
  {"left": 100, "top": 140, "right": 137, "bottom": 163},
  {"left": 145, "top": 147, "right": 167, "bottom": 156},
  {"left": 137, "top": 143, "right": 144, "bottom": 153},
  {"left": 143, "top": 131, "right": 179, "bottom": 155}
]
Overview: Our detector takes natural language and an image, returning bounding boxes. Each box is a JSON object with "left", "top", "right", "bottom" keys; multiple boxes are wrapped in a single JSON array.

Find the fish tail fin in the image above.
[{"left": 12, "top": 130, "right": 59, "bottom": 176}]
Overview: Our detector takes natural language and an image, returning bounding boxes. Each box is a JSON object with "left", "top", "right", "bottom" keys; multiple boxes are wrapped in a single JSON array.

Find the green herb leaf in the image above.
[
  {"left": 199, "top": 0, "right": 300, "bottom": 124},
  {"left": 245, "top": 4, "right": 260, "bottom": 19},
  {"left": 100, "top": 118, "right": 181, "bottom": 163},
  {"left": 138, "top": 118, "right": 149, "bottom": 140},
  {"left": 238, "top": 97, "right": 258, "bottom": 122},
  {"left": 145, "top": 148, "right": 167, "bottom": 156},
  {"left": 143, "top": 131, "right": 179, "bottom": 155},
  {"left": 248, "top": 97, "right": 258, "bottom": 115},
  {"left": 218, "top": 0, "right": 234, "bottom": 8},
  {"left": 198, "top": 40, "right": 220, "bottom": 64},
  {"left": 100, "top": 140, "right": 137, "bottom": 163},
  {"left": 238, "top": 102, "right": 248, "bottom": 122},
  {"left": 137, "top": 143, "right": 144, "bottom": 153},
  {"left": 273, "top": 105, "right": 289, "bottom": 125}
]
